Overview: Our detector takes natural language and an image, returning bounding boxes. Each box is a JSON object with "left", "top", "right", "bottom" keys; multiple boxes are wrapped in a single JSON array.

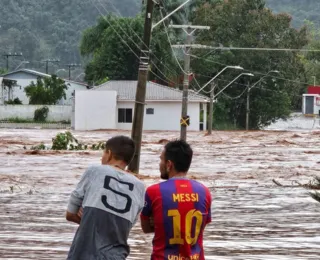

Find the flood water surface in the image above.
[{"left": 0, "top": 129, "right": 320, "bottom": 259}]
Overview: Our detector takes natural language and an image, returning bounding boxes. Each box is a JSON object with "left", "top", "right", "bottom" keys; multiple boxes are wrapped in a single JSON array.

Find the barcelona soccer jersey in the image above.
[{"left": 141, "top": 177, "right": 212, "bottom": 260}]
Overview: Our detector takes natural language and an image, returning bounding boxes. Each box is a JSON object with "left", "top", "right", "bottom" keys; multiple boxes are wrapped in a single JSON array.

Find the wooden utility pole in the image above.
[
  {"left": 3, "top": 53, "right": 23, "bottom": 71},
  {"left": 180, "top": 26, "right": 192, "bottom": 141},
  {"left": 43, "top": 59, "right": 59, "bottom": 74},
  {"left": 67, "top": 64, "right": 81, "bottom": 80},
  {"left": 208, "top": 83, "right": 215, "bottom": 135},
  {"left": 170, "top": 25, "right": 210, "bottom": 141},
  {"left": 128, "top": 0, "right": 154, "bottom": 173}
]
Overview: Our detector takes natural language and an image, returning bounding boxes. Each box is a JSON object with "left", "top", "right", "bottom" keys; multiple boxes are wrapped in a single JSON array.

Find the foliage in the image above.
[
  {"left": 299, "top": 20, "right": 320, "bottom": 87},
  {"left": 266, "top": 0, "right": 320, "bottom": 28},
  {"left": 31, "top": 143, "right": 47, "bottom": 151},
  {"left": 80, "top": 15, "right": 179, "bottom": 85},
  {"left": 0, "top": 68, "right": 7, "bottom": 75},
  {"left": 0, "top": 117, "right": 70, "bottom": 124},
  {"left": 192, "top": 0, "right": 308, "bottom": 129},
  {"left": 0, "top": 0, "right": 140, "bottom": 72},
  {"left": 308, "top": 176, "right": 320, "bottom": 203},
  {"left": 4, "top": 98, "right": 22, "bottom": 105},
  {"left": 52, "top": 131, "right": 80, "bottom": 150},
  {"left": 0, "top": 117, "right": 34, "bottom": 123},
  {"left": 30, "top": 131, "right": 105, "bottom": 151},
  {"left": 34, "top": 106, "right": 49, "bottom": 122},
  {"left": 96, "top": 77, "right": 109, "bottom": 86},
  {"left": 0, "top": 0, "right": 317, "bottom": 75},
  {"left": 24, "top": 75, "right": 68, "bottom": 105}
]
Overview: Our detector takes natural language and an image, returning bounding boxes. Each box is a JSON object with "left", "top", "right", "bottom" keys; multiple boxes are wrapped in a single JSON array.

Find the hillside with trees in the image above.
[
  {"left": 0, "top": 0, "right": 319, "bottom": 76},
  {"left": 266, "top": 0, "right": 320, "bottom": 28},
  {"left": 0, "top": 0, "right": 140, "bottom": 77}
]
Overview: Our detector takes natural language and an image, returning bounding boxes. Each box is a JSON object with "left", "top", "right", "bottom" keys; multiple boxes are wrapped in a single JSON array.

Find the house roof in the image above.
[
  {"left": 93, "top": 80, "right": 209, "bottom": 102},
  {"left": 1, "top": 69, "right": 49, "bottom": 78},
  {"left": 1, "top": 69, "right": 90, "bottom": 87}
]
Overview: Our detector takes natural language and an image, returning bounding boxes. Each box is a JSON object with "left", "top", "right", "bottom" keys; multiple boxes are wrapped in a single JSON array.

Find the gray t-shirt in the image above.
[{"left": 66, "top": 165, "right": 146, "bottom": 260}]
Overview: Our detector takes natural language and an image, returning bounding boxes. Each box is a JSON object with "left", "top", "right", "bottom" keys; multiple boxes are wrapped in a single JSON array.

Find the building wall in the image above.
[
  {"left": 2, "top": 72, "right": 87, "bottom": 105},
  {"left": 57, "top": 82, "right": 88, "bottom": 105},
  {"left": 74, "top": 90, "right": 117, "bottom": 131},
  {"left": 0, "top": 105, "right": 72, "bottom": 121},
  {"left": 303, "top": 94, "right": 320, "bottom": 115},
  {"left": 116, "top": 101, "right": 201, "bottom": 131},
  {"left": 2, "top": 72, "right": 38, "bottom": 104}
]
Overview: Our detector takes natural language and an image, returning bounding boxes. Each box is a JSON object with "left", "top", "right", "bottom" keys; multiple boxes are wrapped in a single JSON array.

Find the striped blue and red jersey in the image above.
[{"left": 141, "top": 177, "right": 212, "bottom": 260}]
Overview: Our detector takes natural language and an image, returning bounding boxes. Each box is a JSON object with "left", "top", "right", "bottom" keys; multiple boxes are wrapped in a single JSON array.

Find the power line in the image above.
[
  {"left": 96, "top": 0, "right": 182, "bottom": 82},
  {"left": 190, "top": 53, "right": 312, "bottom": 86},
  {"left": 3, "top": 52, "right": 23, "bottom": 70},
  {"left": 42, "top": 59, "right": 59, "bottom": 74},
  {"left": 172, "top": 44, "right": 320, "bottom": 52},
  {"left": 66, "top": 63, "right": 81, "bottom": 80}
]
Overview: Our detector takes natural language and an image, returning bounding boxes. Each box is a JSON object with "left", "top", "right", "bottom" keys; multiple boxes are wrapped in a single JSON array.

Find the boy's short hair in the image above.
[{"left": 106, "top": 136, "right": 135, "bottom": 164}]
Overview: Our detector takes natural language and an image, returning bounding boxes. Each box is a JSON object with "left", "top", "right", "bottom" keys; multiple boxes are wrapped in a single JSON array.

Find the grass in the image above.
[{"left": 0, "top": 117, "right": 70, "bottom": 124}]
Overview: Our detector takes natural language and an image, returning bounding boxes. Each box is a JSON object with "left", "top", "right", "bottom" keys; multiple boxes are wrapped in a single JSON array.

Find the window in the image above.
[
  {"left": 146, "top": 108, "right": 154, "bottom": 115},
  {"left": 118, "top": 108, "right": 132, "bottom": 123}
]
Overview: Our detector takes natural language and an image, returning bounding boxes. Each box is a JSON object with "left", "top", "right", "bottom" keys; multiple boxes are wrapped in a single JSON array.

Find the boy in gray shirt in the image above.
[{"left": 66, "top": 136, "right": 146, "bottom": 260}]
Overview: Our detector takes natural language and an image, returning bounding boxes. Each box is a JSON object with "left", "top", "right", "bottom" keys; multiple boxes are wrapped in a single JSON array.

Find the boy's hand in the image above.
[
  {"left": 77, "top": 207, "right": 83, "bottom": 219},
  {"left": 150, "top": 216, "right": 154, "bottom": 228}
]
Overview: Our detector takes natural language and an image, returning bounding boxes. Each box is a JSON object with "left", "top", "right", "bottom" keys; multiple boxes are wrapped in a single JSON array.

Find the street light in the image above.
[
  {"left": 214, "top": 72, "right": 254, "bottom": 98},
  {"left": 55, "top": 69, "right": 67, "bottom": 75},
  {"left": 196, "top": 65, "right": 244, "bottom": 94},
  {"left": 207, "top": 71, "right": 253, "bottom": 134},
  {"left": 200, "top": 65, "right": 244, "bottom": 135},
  {"left": 246, "top": 70, "right": 280, "bottom": 130},
  {"left": 14, "top": 61, "right": 29, "bottom": 70}
]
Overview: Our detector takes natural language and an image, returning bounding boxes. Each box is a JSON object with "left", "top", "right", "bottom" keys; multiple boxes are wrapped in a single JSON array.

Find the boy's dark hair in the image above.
[
  {"left": 164, "top": 140, "right": 193, "bottom": 172},
  {"left": 105, "top": 136, "right": 135, "bottom": 164}
]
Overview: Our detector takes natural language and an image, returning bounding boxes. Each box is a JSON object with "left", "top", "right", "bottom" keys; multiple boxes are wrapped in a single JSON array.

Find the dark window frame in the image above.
[
  {"left": 118, "top": 108, "right": 132, "bottom": 123},
  {"left": 146, "top": 108, "right": 154, "bottom": 115}
]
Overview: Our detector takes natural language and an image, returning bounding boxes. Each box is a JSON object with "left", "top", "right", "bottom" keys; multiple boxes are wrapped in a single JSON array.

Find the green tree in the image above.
[
  {"left": 24, "top": 75, "right": 69, "bottom": 104},
  {"left": 0, "top": 68, "right": 7, "bottom": 75},
  {"left": 300, "top": 20, "right": 320, "bottom": 87},
  {"left": 80, "top": 15, "right": 179, "bottom": 85},
  {"left": 192, "top": 0, "right": 308, "bottom": 129}
]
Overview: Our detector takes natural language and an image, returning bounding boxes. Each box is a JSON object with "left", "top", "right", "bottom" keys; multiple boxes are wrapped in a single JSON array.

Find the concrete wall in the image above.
[
  {"left": 74, "top": 90, "right": 117, "bottom": 131},
  {"left": 117, "top": 101, "right": 201, "bottom": 131},
  {"left": 0, "top": 105, "right": 72, "bottom": 121}
]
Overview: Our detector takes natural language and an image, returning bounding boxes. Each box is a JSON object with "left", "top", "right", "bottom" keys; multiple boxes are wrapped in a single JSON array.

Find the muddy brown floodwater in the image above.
[{"left": 0, "top": 129, "right": 320, "bottom": 259}]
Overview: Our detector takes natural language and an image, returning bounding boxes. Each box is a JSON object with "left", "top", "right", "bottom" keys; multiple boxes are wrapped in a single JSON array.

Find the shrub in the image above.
[{"left": 34, "top": 106, "right": 49, "bottom": 122}]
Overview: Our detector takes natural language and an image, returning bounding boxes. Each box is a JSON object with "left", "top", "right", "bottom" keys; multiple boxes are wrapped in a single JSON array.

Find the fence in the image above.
[{"left": 0, "top": 105, "right": 72, "bottom": 122}]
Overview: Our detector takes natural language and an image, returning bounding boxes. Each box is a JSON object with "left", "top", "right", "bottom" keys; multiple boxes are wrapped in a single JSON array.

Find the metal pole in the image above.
[
  {"left": 246, "top": 87, "right": 251, "bottom": 131},
  {"left": 208, "top": 83, "right": 215, "bottom": 135}
]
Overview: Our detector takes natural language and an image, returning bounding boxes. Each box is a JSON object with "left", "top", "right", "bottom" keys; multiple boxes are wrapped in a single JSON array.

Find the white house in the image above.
[
  {"left": 72, "top": 80, "right": 209, "bottom": 131},
  {"left": 0, "top": 69, "right": 89, "bottom": 105}
]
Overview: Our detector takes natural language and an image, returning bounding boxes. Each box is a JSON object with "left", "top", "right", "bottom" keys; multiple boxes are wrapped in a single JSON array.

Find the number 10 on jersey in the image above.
[{"left": 168, "top": 209, "right": 203, "bottom": 246}]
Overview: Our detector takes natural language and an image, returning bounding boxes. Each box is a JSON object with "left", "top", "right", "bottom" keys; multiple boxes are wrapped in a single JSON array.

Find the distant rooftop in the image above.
[{"left": 93, "top": 80, "right": 209, "bottom": 102}]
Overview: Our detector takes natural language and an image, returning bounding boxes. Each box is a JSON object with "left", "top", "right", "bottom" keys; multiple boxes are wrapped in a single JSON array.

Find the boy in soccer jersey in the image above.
[
  {"left": 66, "top": 136, "right": 146, "bottom": 260},
  {"left": 140, "top": 140, "right": 212, "bottom": 260}
]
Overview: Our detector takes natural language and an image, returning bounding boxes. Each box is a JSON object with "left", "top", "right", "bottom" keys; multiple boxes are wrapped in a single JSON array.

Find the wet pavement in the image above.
[{"left": 0, "top": 129, "right": 320, "bottom": 259}]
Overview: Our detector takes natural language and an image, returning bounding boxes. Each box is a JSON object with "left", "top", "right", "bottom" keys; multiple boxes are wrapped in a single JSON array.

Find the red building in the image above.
[{"left": 303, "top": 86, "right": 320, "bottom": 115}]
